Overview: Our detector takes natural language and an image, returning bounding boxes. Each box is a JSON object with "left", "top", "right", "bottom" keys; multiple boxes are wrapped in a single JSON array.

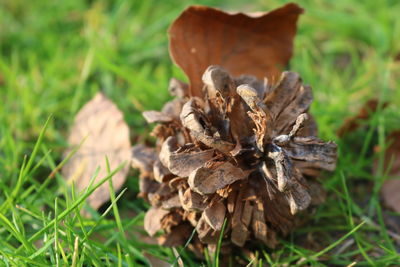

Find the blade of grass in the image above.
[
  {"left": 214, "top": 218, "right": 227, "bottom": 267},
  {"left": 24, "top": 162, "right": 125, "bottom": 245}
]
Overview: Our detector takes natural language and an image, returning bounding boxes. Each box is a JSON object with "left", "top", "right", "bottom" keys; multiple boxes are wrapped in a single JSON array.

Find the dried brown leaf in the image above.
[
  {"left": 62, "top": 92, "right": 131, "bottom": 210},
  {"left": 169, "top": 4, "right": 303, "bottom": 96}
]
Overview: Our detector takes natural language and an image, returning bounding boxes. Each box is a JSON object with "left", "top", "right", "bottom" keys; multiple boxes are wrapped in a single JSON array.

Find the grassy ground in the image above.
[{"left": 1, "top": 0, "right": 400, "bottom": 266}]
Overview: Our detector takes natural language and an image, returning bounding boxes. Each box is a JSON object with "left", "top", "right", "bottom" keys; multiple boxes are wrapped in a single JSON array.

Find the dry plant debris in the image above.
[
  {"left": 130, "top": 3, "right": 338, "bottom": 251},
  {"left": 169, "top": 3, "right": 303, "bottom": 97},
  {"left": 62, "top": 2, "right": 338, "bottom": 254},
  {"left": 62, "top": 92, "right": 131, "bottom": 210}
]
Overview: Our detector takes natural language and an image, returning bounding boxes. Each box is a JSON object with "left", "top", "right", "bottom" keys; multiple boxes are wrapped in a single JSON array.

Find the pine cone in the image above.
[{"left": 132, "top": 66, "right": 337, "bottom": 250}]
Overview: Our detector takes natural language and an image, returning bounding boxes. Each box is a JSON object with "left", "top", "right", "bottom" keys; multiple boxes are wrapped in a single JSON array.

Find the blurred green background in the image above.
[{"left": 0, "top": 0, "right": 399, "bottom": 266}]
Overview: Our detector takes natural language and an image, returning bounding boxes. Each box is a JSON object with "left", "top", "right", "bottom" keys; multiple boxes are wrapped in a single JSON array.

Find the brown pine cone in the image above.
[{"left": 132, "top": 66, "right": 337, "bottom": 250}]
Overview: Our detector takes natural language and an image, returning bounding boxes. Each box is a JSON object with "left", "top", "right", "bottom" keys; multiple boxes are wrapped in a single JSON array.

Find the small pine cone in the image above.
[{"left": 132, "top": 66, "right": 337, "bottom": 250}]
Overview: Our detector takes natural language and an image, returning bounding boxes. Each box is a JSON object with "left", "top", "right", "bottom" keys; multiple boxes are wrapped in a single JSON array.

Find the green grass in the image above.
[{"left": 1, "top": 0, "right": 400, "bottom": 266}]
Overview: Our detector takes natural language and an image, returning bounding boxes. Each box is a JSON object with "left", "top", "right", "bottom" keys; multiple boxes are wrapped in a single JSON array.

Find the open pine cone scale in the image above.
[{"left": 132, "top": 66, "right": 337, "bottom": 250}]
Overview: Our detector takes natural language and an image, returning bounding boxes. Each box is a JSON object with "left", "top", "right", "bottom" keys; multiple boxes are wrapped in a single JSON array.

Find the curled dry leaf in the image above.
[
  {"left": 169, "top": 3, "right": 304, "bottom": 97},
  {"left": 62, "top": 93, "right": 131, "bottom": 210}
]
